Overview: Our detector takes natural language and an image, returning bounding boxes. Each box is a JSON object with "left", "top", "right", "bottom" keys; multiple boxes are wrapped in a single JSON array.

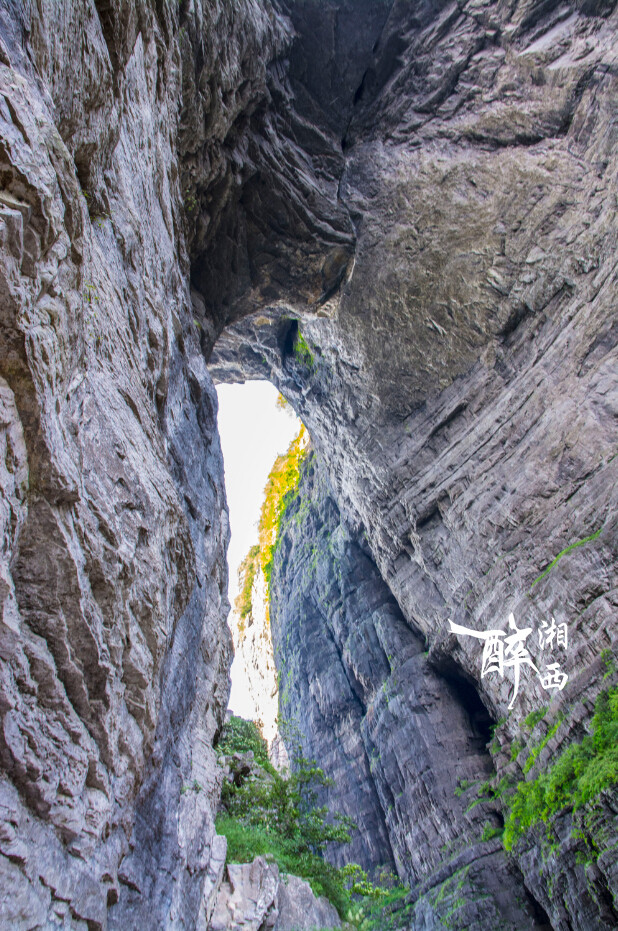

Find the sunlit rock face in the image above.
[
  {"left": 229, "top": 561, "right": 282, "bottom": 752},
  {"left": 0, "top": 0, "right": 617, "bottom": 928}
]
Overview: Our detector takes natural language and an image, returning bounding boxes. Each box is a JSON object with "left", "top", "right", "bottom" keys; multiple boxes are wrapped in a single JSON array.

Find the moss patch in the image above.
[{"left": 530, "top": 526, "right": 603, "bottom": 589}]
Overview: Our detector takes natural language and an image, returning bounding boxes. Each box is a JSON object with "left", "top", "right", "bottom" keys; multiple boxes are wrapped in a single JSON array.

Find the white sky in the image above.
[{"left": 216, "top": 380, "right": 300, "bottom": 714}]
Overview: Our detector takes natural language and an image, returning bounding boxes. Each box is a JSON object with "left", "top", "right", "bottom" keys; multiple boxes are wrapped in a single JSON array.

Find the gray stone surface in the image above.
[
  {"left": 0, "top": 0, "right": 247, "bottom": 926},
  {"left": 275, "top": 872, "right": 341, "bottom": 931},
  {"left": 210, "top": 1, "right": 618, "bottom": 927},
  {"left": 208, "top": 856, "right": 341, "bottom": 931},
  {"left": 0, "top": 0, "right": 616, "bottom": 928},
  {"left": 270, "top": 453, "right": 548, "bottom": 929}
]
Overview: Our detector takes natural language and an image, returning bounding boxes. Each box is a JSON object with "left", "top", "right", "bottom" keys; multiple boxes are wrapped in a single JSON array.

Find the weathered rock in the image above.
[
  {"left": 270, "top": 452, "right": 549, "bottom": 929},
  {"left": 208, "top": 856, "right": 341, "bottom": 931},
  {"left": 210, "top": 1, "right": 618, "bottom": 926},
  {"left": 230, "top": 558, "right": 282, "bottom": 752},
  {"left": 275, "top": 872, "right": 341, "bottom": 931},
  {"left": 0, "top": 0, "right": 616, "bottom": 927},
  {"left": 0, "top": 0, "right": 255, "bottom": 925}
]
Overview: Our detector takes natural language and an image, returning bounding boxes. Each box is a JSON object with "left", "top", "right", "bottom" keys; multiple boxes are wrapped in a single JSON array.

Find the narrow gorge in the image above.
[{"left": 0, "top": 0, "right": 616, "bottom": 928}]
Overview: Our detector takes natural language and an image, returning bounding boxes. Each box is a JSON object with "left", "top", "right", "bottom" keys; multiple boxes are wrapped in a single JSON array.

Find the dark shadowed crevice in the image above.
[
  {"left": 428, "top": 652, "right": 496, "bottom": 750},
  {"left": 278, "top": 318, "right": 299, "bottom": 362},
  {"left": 522, "top": 885, "right": 554, "bottom": 930}
]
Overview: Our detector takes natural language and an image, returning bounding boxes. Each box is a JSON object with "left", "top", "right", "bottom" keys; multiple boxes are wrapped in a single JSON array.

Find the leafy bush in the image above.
[
  {"left": 216, "top": 715, "right": 271, "bottom": 769},
  {"left": 216, "top": 719, "right": 406, "bottom": 923},
  {"left": 503, "top": 686, "right": 618, "bottom": 850}
]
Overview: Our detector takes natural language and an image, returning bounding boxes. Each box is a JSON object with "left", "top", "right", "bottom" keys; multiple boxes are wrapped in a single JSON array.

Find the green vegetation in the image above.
[
  {"left": 530, "top": 526, "right": 603, "bottom": 589},
  {"left": 510, "top": 739, "right": 524, "bottom": 762},
  {"left": 234, "top": 544, "right": 260, "bottom": 635},
  {"left": 464, "top": 776, "right": 513, "bottom": 813},
  {"left": 293, "top": 329, "right": 315, "bottom": 368},
  {"left": 523, "top": 707, "right": 548, "bottom": 730},
  {"left": 232, "top": 425, "right": 307, "bottom": 634},
  {"left": 601, "top": 648, "right": 616, "bottom": 679},
  {"left": 481, "top": 822, "right": 503, "bottom": 842},
  {"left": 503, "top": 686, "right": 618, "bottom": 851},
  {"left": 216, "top": 715, "right": 272, "bottom": 768},
  {"left": 215, "top": 716, "right": 408, "bottom": 926},
  {"left": 258, "top": 425, "right": 308, "bottom": 585},
  {"left": 521, "top": 715, "right": 563, "bottom": 775}
]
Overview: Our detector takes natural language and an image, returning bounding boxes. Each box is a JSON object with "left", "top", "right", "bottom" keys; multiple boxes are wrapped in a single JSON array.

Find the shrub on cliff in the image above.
[
  {"left": 216, "top": 715, "right": 271, "bottom": 769},
  {"left": 503, "top": 685, "right": 618, "bottom": 851},
  {"left": 215, "top": 716, "right": 405, "bottom": 924},
  {"left": 258, "top": 425, "right": 308, "bottom": 585}
]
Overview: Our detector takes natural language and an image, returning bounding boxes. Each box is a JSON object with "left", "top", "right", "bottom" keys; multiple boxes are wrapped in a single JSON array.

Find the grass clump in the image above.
[
  {"left": 481, "top": 822, "right": 503, "bottom": 842},
  {"left": 503, "top": 686, "right": 618, "bottom": 851},
  {"left": 524, "top": 707, "right": 548, "bottom": 730},
  {"left": 521, "top": 715, "right": 563, "bottom": 775},
  {"left": 530, "top": 526, "right": 602, "bottom": 588}
]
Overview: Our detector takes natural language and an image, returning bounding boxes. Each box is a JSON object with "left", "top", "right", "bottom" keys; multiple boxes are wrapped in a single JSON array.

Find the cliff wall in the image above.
[
  {"left": 0, "top": 0, "right": 285, "bottom": 925},
  {"left": 212, "top": 1, "right": 618, "bottom": 928},
  {"left": 0, "top": 0, "right": 616, "bottom": 928}
]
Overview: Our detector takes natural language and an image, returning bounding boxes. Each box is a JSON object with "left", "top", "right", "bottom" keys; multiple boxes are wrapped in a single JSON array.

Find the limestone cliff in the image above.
[
  {"left": 0, "top": 0, "right": 282, "bottom": 925},
  {"left": 212, "top": 0, "right": 618, "bottom": 928},
  {"left": 0, "top": 0, "right": 616, "bottom": 928}
]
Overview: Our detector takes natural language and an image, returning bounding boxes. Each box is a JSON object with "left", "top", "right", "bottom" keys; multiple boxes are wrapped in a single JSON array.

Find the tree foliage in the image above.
[{"left": 215, "top": 716, "right": 406, "bottom": 924}]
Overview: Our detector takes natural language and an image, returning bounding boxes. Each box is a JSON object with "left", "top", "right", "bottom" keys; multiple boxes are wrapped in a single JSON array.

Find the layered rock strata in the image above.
[
  {"left": 211, "top": 2, "right": 618, "bottom": 926},
  {"left": 0, "top": 0, "right": 616, "bottom": 928},
  {"left": 0, "top": 0, "right": 275, "bottom": 925},
  {"left": 270, "top": 452, "right": 553, "bottom": 929}
]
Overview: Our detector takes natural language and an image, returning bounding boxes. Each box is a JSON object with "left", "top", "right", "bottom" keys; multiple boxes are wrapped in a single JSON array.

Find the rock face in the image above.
[
  {"left": 270, "top": 452, "right": 550, "bottom": 928},
  {"left": 0, "top": 0, "right": 260, "bottom": 926},
  {"left": 211, "top": 1, "right": 618, "bottom": 928},
  {"left": 0, "top": 0, "right": 616, "bottom": 928},
  {"left": 209, "top": 855, "right": 341, "bottom": 931},
  {"left": 230, "top": 558, "right": 282, "bottom": 752}
]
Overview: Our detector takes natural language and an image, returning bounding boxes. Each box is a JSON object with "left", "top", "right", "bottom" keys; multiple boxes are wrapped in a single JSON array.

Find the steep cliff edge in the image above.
[{"left": 269, "top": 452, "right": 551, "bottom": 929}]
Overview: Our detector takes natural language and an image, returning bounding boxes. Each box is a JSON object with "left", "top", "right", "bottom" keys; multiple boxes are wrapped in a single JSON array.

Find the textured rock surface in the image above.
[
  {"left": 0, "top": 0, "right": 254, "bottom": 926},
  {"left": 230, "top": 560, "right": 282, "bottom": 751},
  {"left": 211, "top": 1, "right": 618, "bottom": 927},
  {"left": 0, "top": 0, "right": 616, "bottom": 928},
  {"left": 270, "top": 452, "right": 549, "bottom": 928},
  {"left": 209, "top": 855, "right": 341, "bottom": 931}
]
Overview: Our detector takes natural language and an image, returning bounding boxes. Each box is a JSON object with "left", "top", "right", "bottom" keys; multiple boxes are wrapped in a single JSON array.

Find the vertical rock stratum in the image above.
[{"left": 0, "top": 0, "right": 616, "bottom": 928}]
